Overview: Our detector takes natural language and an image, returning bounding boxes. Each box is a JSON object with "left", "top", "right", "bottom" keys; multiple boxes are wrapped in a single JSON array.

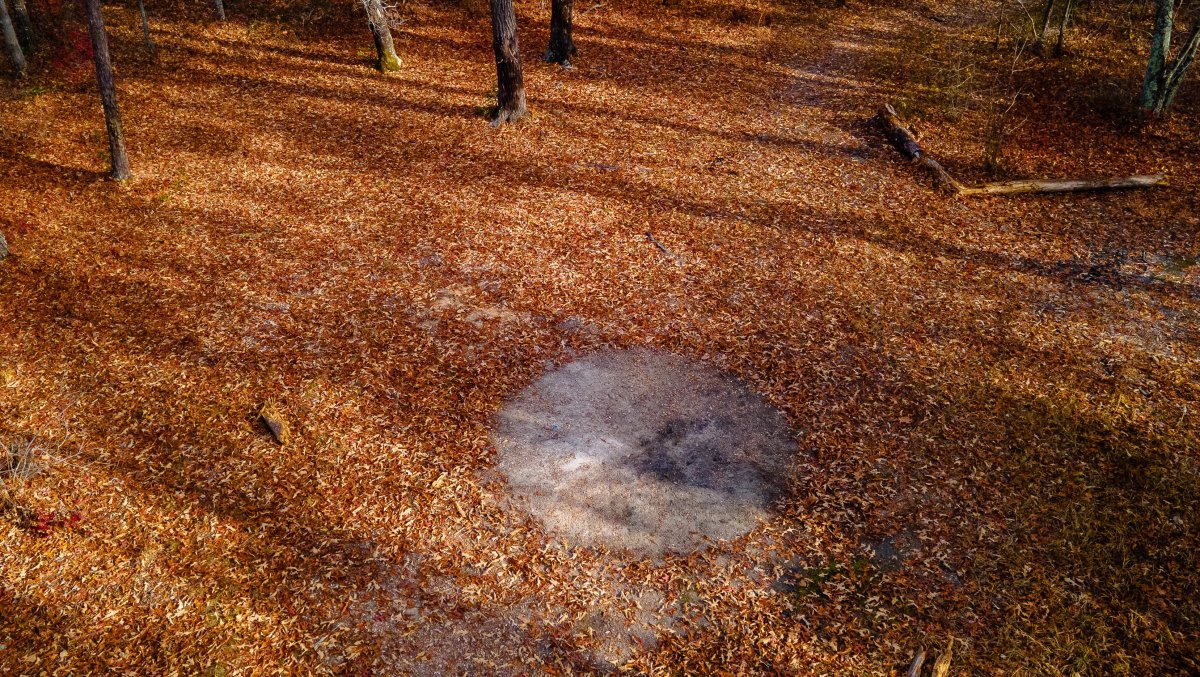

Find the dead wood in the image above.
[
  {"left": 646, "top": 231, "right": 683, "bottom": 264},
  {"left": 957, "top": 174, "right": 1166, "bottom": 195},
  {"left": 907, "top": 648, "right": 926, "bottom": 677},
  {"left": 877, "top": 104, "right": 964, "bottom": 194},
  {"left": 931, "top": 638, "right": 954, "bottom": 677},
  {"left": 877, "top": 104, "right": 1166, "bottom": 197}
]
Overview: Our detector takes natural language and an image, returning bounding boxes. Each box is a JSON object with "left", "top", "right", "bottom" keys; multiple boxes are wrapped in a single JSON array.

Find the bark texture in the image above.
[
  {"left": 543, "top": 0, "right": 576, "bottom": 65},
  {"left": 10, "top": 0, "right": 31, "bottom": 50},
  {"left": 137, "top": 0, "right": 155, "bottom": 54},
  {"left": 877, "top": 104, "right": 963, "bottom": 194},
  {"left": 362, "top": 0, "right": 400, "bottom": 72},
  {"left": 85, "top": 0, "right": 132, "bottom": 180},
  {"left": 212, "top": 0, "right": 225, "bottom": 21},
  {"left": 959, "top": 175, "right": 1166, "bottom": 196},
  {"left": 1140, "top": 0, "right": 1200, "bottom": 117},
  {"left": 1054, "top": 0, "right": 1072, "bottom": 55},
  {"left": 0, "top": 0, "right": 26, "bottom": 78},
  {"left": 489, "top": 0, "right": 527, "bottom": 124},
  {"left": 1037, "top": 0, "right": 1055, "bottom": 44}
]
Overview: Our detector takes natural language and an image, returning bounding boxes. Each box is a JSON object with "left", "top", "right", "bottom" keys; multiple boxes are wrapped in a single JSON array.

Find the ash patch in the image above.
[
  {"left": 493, "top": 349, "right": 797, "bottom": 555},
  {"left": 626, "top": 416, "right": 786, "bottom": 502}
]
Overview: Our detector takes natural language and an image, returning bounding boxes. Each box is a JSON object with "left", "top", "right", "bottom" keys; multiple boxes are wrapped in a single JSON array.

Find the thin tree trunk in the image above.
[
  {"left": 0, "top": 0, "right": 27, "bottom": 78},
  {"left": 137, "top": 0, "right": 155, "bottom": 54},
  {"left": 489, "top": 0, "right": 527, "bottom": 124},
  {"left": 10, "top": 0, "right": 31, "bottom": 51},
  {"left": 361, "top": 0, "right": 400, "bottom": 72},
  {"left": 1037, "top": 0, "right": 1055, "bottom": 44},
  {"left": 1139, "top": 0, "right": 1200, "bottom": 117},
  {"left": 212, "top": 0, "right": 225, "bottom": 21},
  {"left": 543, "top": 0, "right": 575, "bottom": 65},
  {"left": 1139, "top": 0, "right": 1174, "bottom": 113},
  {"left": 84, "top": 0, "right": 132, "bottom": 180},
  {"left": 1159, "top": 25, "right": 1200, "bottom": 114},
  {"left": 1054, "top": 0, "right": 1072, "bottom": 55}
]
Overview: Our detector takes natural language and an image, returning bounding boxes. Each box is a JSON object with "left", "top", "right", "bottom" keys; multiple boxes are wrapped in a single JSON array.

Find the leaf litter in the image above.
[{"left": 0, "top": 0, "right": 1198, "bottom": 673}]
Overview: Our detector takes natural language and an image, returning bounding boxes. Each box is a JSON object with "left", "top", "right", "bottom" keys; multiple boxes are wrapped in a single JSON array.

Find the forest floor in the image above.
[{"left": 1, "top": 0, "right": 1199, "bottom": 673}]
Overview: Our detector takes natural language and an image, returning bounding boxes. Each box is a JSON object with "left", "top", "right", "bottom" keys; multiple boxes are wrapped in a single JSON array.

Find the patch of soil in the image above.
[{"left": 494, "top": 349, "right": 797, "bottom": 555}]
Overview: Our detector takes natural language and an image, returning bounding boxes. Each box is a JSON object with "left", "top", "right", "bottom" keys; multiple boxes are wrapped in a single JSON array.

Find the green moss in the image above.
[
  {"left": 23, "top": 84, "right": 52, "bottom": 98},
  {"left": 379, "top": 53, "right": 402, "bottom": 73}
]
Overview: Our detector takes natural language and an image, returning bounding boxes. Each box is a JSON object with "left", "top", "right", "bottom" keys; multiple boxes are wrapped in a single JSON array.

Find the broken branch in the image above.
[
  {"left": 645, "top": 231, "right": 683, "bottom": 265},
  {"left": 877, "top": 103, "right": 1166, "bottom": 196},
  {"left": 907, "top": 648, "right": 926, "bottom": 677}
]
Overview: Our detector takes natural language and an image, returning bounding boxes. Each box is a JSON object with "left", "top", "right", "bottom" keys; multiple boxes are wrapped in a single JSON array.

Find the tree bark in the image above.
[
  {"left": 212, "top": 0, "right": 225, "bottom": 21},
  {"left": 906, "top": 650, "right": 926, "bottom": 677},
  {"left": 1158, "top": 25, "right": 1200, "bottom": 114},
  {"left": 84, "top": 0, "right": 132, "bottom": 180},
  {"left": 543, "top": 0, "right": 576, "bottom": 65},
  {"left": 1139, "top": 0, "right": 1200, "bottom": 117},
  {"left": 10, "top": 0, "right": 31, "bottom": 51},
  {"left": 361, "top": 0, "right": 400, "bottom": 72},
  {"left": 489, "top": 0, "right": 527, "bottom": 124},
  {"left": 957, "top": 175, "right": 1167, "bottom": 196},
  {"left": 877, "top": 104, "right": 1166, "bottom": 197},
  {"left": 877, "top": 104, "right": 964, "bottom": 194},
  {"left": 137, "top": 0, "right": 155, "bottom": 54},
  {"left": 1037, "top": 0, "right": 1055, "bottom": 44},
  {"left": 0, "top": 0, "right": 27, "bottom": 79},
  {"left": 1140, "top": 0, "right": 1175, "bottom": 113},
  {"left": 1054, "top": 0, "right": 1072, "bottom": 55}
]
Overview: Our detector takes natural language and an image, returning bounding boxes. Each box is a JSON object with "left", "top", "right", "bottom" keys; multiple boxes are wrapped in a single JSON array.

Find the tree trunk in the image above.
[
  {"left": 10, "top": 0, "right": 31, "bottom": 51},
  {"left": 489, "top": 0, "right": 527, "bottom": 124},
  {"left": 1158, "top": 25, "right": 1200, "bottom": 114},
  {"left": 137, "top": 0, "right": 155, "bottom": 54},
  {"left": 543, "top": 0, "right": 575, "bottom": 65},
  {"left": 212, "top": 0, "right": 225, "bottom": 21},
  {"left": 0, "top": 0, "right": 27, "bottom": 78},
  {"left": 1054, "top": 0, "right": 1072, "bottom": 56},
  {"left": 361, "top": 0, "right": 400, "bottom": 72},
  {"left": 1139, "top": 0, "right": 1174, "bottom": 113},
  {"left": 1037, "top": 0, "right": 1055, "bottom": 44},
  {"left": 84, "top": 0, "right": 132, "bottom": 180},
  {"left": 1139, "top": 0, "right": 1200, "bottom": 117}
]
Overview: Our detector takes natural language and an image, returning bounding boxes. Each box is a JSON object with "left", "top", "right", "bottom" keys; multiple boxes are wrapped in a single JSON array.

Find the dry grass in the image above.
[{"left": 0, "top": 0, "right": 1198, "bottom": 673}]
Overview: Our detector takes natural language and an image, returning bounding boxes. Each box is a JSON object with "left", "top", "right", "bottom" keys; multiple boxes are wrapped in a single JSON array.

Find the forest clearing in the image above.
[{"left": 1, "top": 0, "right": 1198, "bottom": 672}]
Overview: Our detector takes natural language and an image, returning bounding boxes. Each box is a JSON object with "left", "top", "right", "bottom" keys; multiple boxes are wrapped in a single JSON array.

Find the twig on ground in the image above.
[
  {"left": 645, "top": 231, "right": 683, "bottom": 265},
  {"left": 907, "top": 648, "right": 926, "bottom": 677}
]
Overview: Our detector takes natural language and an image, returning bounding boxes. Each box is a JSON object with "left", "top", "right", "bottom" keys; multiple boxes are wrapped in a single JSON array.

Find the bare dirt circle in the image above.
[{"left": 493, "top": 349, "right": 797, "bottom": 556}]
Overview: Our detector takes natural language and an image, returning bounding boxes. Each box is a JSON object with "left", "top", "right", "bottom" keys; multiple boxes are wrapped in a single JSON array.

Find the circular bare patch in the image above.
[{"left": 494, "top": 349, "right": 796, "bottom": 555}]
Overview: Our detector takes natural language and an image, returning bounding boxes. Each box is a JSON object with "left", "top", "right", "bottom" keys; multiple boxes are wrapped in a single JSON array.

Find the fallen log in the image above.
[
  {"left": 956, "top": 174, "right": 1166, "bottom": 196},
  {"left": 877, "top": 104, "right": 964, "bottom": 194},
  {"left": 876, "top": 104, "right": 1167, "bottom": 197}
]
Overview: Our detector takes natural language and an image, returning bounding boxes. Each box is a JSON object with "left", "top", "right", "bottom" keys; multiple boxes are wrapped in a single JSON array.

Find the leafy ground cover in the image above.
[{"left": 1, "top": 0, "right": 1198, "bottom": 673}]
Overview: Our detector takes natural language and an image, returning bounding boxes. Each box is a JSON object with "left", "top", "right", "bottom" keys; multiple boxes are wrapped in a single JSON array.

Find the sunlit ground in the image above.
[{"left": 1, "top": 0, "right": 1197, "bottom": 672}]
